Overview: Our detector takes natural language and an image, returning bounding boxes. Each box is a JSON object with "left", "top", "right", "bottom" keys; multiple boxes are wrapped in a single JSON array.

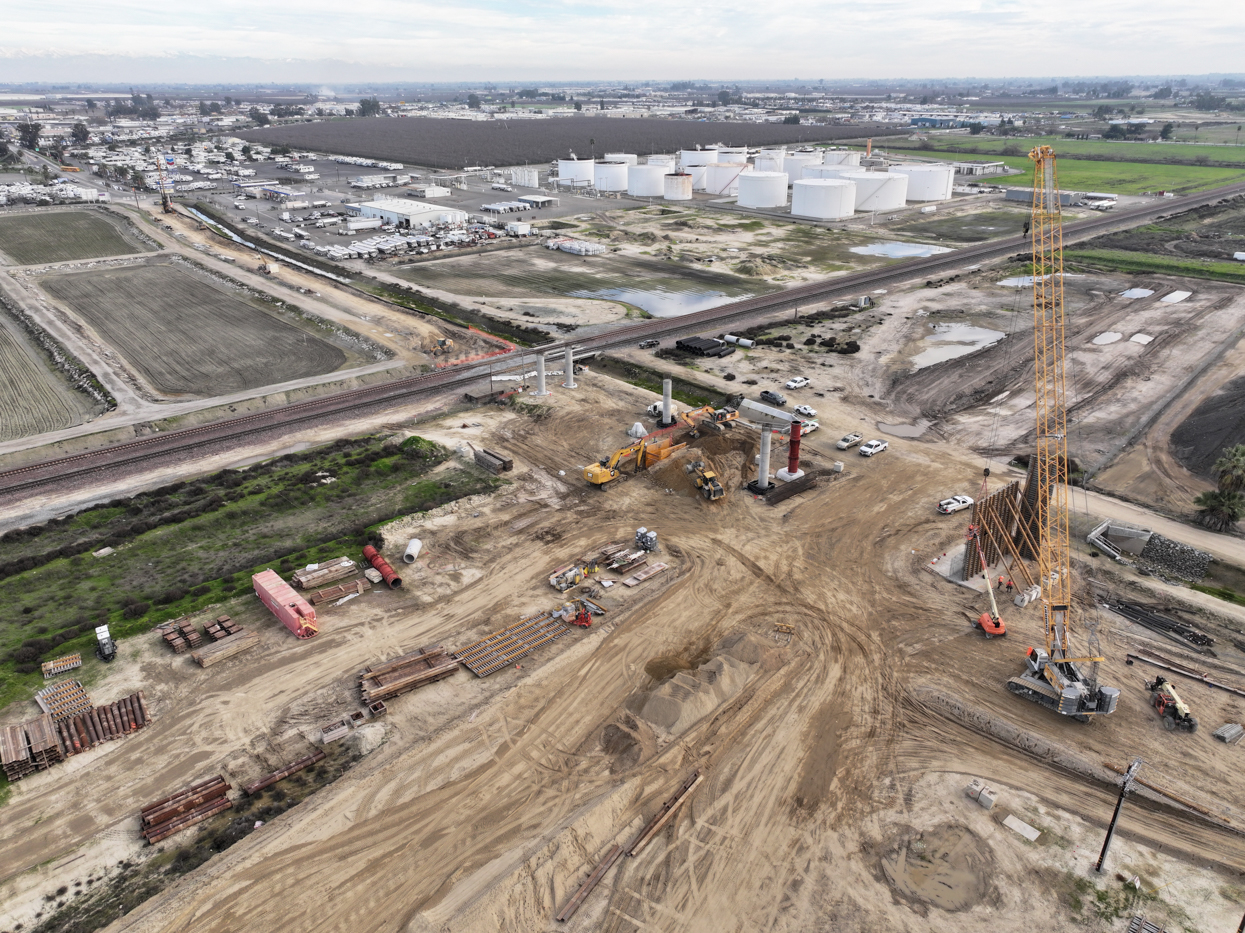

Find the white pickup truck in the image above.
[{"left": 936, "top": 495, "right": 974, "bottom": 514}]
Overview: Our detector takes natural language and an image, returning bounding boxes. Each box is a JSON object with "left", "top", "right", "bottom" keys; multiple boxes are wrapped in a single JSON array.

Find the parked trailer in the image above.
[{"left": 252, "top": 569, "right": 319, "bottom": 638}]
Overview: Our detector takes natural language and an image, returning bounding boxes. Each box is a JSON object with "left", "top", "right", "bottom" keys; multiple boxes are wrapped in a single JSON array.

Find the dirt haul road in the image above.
[{"left": 7, "top": 378, "right": 1244, "bottom": 933}]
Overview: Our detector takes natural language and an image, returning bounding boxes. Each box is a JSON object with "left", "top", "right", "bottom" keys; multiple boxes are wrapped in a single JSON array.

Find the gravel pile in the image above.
[{"left": 1137, "top": 534, "right": 1212, "bottom": 582}]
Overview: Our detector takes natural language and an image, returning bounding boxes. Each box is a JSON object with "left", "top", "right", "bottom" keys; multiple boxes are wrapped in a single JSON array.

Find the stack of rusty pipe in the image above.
[
  {"left": 141, "top": 775, "right": 232, "bottom": 844},
  {"left": 56, "top": 691, "right": 150, "bottom": 755}
]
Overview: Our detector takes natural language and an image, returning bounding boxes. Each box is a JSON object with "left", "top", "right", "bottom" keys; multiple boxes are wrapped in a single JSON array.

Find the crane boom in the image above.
[{"left": 1005, "top": 145, "right": 1119, "bottom": 721}]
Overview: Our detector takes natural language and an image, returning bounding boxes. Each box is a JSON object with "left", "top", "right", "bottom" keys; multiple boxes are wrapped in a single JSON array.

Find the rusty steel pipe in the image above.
[
  {"left": 787, "top": 421, "right": 803, "bottom": 475},
  {"left": 363, "top": 545, "right": 402, "bottom": 589},
  {"left": 132, "top": 694, "right": 146, "bottom": 728},
  {"left": 137, "top": 691, "right": 151, "bottom": 724},
  {"left": 90, "top": 708, "right": 105, "bottom": 743}
]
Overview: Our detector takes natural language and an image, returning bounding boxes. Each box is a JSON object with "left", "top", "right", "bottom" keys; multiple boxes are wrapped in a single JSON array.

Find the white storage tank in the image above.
[
  {"left": 822, "top": 150, "right": 862, "bottom": 166},
  {"left": 802, "top": 164, "right": 859, "bottom": 180},
  {"left": 557, "top": 158, "right": 594, "bottom": 184},
  {"left": 705, "top": 162, "right": 750, "bottom": 196},
  {"left": 791, "top": 178, "right": 856, "bottom": 220},
  {"left": 715, "top": 147, "right": 748, "bottom": 162},
  {"left": 627, "top": 164, "right": 667, "bottom": 197},
  {"left": 679, "top": 149, "right": 719, "bottom": 170},
  {"left": 663, "top": 173, "right": 693, "bottom": 201},
  {"left": 737, "top": 172, "right": 788, "bottom": 208},
  {"left": 783, "top": 153, "right": 821, "bottom": 183},
  {"left": 603, "top": 152, "right": 638, "bottom": 165},
  {"left": 646, "top": 154, "right": 676, "bottom": 168},
  {"left": 594, "top": 161, "right": 629, "bottom": 191},
  {"left": 686, "top": 163, "right": 711, "bottom": 191},
  {"left": 753, "top": 154, "right": 785, "bottom": 174},
  {"left": 845, "top": 171, "right": 908, "bottom": 211},
  {"left": 890, "top": 163, "right": 954, "bottom": 201}
]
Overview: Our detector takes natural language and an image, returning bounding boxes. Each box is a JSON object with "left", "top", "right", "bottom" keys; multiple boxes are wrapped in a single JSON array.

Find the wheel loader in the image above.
[{"left": 685, "top": 460, "right": 725, "bottom": 501}]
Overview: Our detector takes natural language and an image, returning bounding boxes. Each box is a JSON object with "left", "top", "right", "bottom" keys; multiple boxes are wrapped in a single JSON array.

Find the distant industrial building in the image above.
[
  {"left": 952, "top": 160, "right": 1007, "bottom": 176},
  {"left": 356, "top": 198, "right": 468, "bottom": 227}
]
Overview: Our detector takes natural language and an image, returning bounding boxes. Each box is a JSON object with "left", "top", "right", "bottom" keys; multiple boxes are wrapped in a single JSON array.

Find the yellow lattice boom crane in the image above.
[{"left": 1004, "top": 145, "right": 1120, "bottom": 721}]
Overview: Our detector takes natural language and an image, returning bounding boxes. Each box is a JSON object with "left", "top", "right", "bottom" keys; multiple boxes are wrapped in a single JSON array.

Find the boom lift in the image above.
[
  {"left": 1005, "top": 146, "right": 1120, "bottom": 721},
  {"left": 967, "top": 468, "right": 1006, "bottom": 636},
  {"left": 1146, "top": 677, "right": 1198, "bottom": 732}
]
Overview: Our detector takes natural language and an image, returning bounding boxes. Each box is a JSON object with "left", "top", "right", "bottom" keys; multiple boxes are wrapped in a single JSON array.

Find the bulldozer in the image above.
[
  {"left": 431, "top": 338, "right": 455, "bottom": 357},
  {"left": 1147, "top": 676, "right": 1198, "bottom": 732},
  {"left": 685, "top": 460, "right": 725, "bottom": 501}
]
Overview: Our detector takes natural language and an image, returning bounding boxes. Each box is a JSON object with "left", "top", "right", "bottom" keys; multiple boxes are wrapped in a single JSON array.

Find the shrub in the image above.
[
  {"left": 16, "top": 662, "right": 39, "bottom": 674},
  {"left": 122, "top": 601, "right": 150, "bottom": 619}
]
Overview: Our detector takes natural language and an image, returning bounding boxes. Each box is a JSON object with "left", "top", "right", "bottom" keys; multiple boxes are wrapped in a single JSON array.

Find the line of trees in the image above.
[{"left": 1194, "top": 445, "right": 1245, "bottom": 532}]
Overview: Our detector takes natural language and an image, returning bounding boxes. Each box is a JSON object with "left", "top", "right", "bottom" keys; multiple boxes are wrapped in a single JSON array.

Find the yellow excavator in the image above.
[
  {"left": 585, "top": 438, "right": 648, "bottom": 487},
  {"left": 685, "top": 460, "right": 725, "bottom": 500},
  {"left": 680, "top": 405, "right": 739, "bottom": 437}
]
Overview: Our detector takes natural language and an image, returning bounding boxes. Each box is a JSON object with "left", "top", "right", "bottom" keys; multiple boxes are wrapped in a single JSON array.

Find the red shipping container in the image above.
[{"left": 252, "top": 570, "right": 319, "bottom": 639}]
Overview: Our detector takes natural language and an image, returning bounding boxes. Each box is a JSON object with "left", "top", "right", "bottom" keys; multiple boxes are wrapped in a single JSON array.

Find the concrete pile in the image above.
[{"left": 1136, "top": 534, "right": 1212, "bottom": 582}]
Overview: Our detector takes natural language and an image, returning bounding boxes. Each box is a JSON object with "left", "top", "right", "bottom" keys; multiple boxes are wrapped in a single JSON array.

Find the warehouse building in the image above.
[{"left": 356, "top": 198, "right": 469, "bottom": 227}]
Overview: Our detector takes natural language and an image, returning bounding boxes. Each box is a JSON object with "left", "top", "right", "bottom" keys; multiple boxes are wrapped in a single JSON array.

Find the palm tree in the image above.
[
  {"left": 1212, "top": 444, "right": 1245, "bottom": 493},
  {"left": 1193, "top": 490, "right": 1245, "bottom": 532}
]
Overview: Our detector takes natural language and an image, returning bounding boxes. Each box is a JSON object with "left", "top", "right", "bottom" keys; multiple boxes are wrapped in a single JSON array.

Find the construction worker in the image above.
[
  {"left": 1006, "top": 579, "right": 1014, "bottom": 594},
  {"left": 997, "top": 576, "right": 1005, "bottom": 591}
]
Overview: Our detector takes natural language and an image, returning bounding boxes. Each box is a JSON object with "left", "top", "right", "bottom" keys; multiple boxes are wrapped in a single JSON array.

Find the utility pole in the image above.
[{"left": 1096, "top": 757, "right": 1142, "bottom": 873}]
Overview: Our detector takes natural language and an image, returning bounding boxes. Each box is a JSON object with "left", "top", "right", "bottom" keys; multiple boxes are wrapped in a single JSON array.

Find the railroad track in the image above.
[{"left": 2, "top": 180, "right": 1243, "bottom": 501}]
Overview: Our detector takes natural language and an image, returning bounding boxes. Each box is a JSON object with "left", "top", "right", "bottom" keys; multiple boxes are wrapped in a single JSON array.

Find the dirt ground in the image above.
[{"left": 5, "top": 372, "right": 1245, "bottom": 933}]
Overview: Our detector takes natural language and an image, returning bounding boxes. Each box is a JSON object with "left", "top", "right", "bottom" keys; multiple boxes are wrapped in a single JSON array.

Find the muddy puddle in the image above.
[
  {"left": 910, "top": 323, "right": 1006, "bottom": 370},
  {"left": 850, "top": 241, "right": 954, "bottom": 259},
  {"left": 880, "top": 823, "right": 991, "bottom": 912},
  {"left": 569, "top": 284, "right": 751, "bottom": 317}
]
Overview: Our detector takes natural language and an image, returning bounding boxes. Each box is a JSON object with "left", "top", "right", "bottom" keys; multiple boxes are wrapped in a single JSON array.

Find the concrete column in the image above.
[
  {"left": 756, "top": 431, "right": 772, "bottom": 492},
  {"left": 661, "top": 379, "right": 673, "bottom": 425},
  {"left": 562, "top": 347, "right": 577, "bottom": 389},
  {"left": 531, "top": 353, "right": 550, "bottom": 396}
]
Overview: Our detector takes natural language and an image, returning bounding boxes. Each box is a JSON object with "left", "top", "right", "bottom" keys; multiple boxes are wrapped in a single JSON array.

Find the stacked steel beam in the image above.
[
  {"left": 455, "top": 613, "right": 569, "bottom": 677},
  {"left": 191, "top": 629, "right": 259, "bottom": 668},
  {"left": 1, "top": 715, "right": 64, "bottom": 781},
  {"left": 310, "top": 579, "right": 367, "bottom": 605},
  {"left": 141, "top": 776, "right": 232, "bottom": 844},
  {"left": 1108, "top": 601, "right": 1215, "bottom": 649},
  {"left": 291, "top": 557, "right": 358, "bottom": 589},
  {"left": 35, "top": 680, "right": 93, "bottom": 721},
  {"left": 41, "top": 653, "right": 83, "bottom": 679},
  {"left": 242, "top": 750, "right": 326, "bottom": 795},
  {"left": 359, "top": 645, "right": 459, "bottom": 703},
  {"left": 203, "top": 615, "right": 241, "bottom": 642}
]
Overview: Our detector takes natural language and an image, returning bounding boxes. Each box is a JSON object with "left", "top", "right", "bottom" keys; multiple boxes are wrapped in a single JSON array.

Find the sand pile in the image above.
[{"left": 640, "top": 633, "right": 766, "bottom": 735}]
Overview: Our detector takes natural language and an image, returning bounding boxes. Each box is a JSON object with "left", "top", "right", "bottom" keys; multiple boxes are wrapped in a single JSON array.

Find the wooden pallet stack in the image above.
[
  {"left": 291, "top": 557, "right": 358, "bottom": 590},
  {"left": 358, "top": 646, "right": 460, "bottom": 704},
  {"left": 473, "top": 448, "right": 513, "bottom": 475},
  {"left": 41, "top": 653, "right": 83, "bottom": 679},
  {"left": 158, "top": 618, "right": 203, "bottom": 654},
  {"left": 34, "top": 680, "right": 93, "bottom": 721},
  {"left": 203, "top": 615, "right": 241, "bottom": 642},
  {"left": 141, "top": 776, "right": 232, "bottom": 844},
  {"left": 57, "top": 692, "right": 151, "bottom": 755},
  {"left": 191, "top": 629, "right": 259, "bottom": 668},
  {"left": 309, "top": 579, "right": 367, "bottom": 605},
  {"left": 454, "top": 613, "right": 570, "bottom": 677},
  {"left": 242, "top": 750, "right": 326, "bottom": 795},
  {"left": 0, "top": 714, "right": 65, "bottom": 781}
]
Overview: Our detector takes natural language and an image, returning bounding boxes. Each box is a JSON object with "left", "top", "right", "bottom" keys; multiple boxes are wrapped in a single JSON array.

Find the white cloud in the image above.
[{"left": 0, "top": 0, "right": 1242, "bottom": 81}]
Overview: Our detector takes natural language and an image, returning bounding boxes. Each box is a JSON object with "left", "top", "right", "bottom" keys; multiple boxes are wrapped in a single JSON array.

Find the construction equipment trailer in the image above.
[{"left": 1005, "top": 146, "right": 1120, "bottom": 722}]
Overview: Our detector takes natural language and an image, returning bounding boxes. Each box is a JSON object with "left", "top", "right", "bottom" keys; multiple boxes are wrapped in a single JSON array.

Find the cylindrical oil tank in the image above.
[
  {"left": 663, "top": 173, "right": 693, "bottom": 201},
  {"left": 716, "top": 147, "right": 748, "bottom": 161},
  {"left": 782, "top": 154, "right": 820, "bottom": 183},
  {"left": 628, "top": 164, "right": 667, "bottom": 197},
  {"left": 646, "top": 154, "right": 676, "bottom": 168},
  {"left": 705, "top": 162, "right": 749, "bottom": 196},
  {"left": 822, "top": 150, "right": 862, "bottom": 166},
  {"left": 603, "top": 152, "right": 638, "bottom": 165},
  {"left": 753, "top": 154, "right": 785, "bottom": 174},
  {"left": 791, "top": 178, "right": 856, "bottom": 220},
  {"left": 802, "top": 164, "right": 858, "bottom": 180},
  {"left": 679, "top": 149, "right": 719, "bottom": 170},
  {"left": 890, "top": 163, "right": 954, "bottom": 201},
  {"left": 845, "top": 171, "right": 908, "bottom": 211},
  {"left": 737, "top": 172, "right": 788, "bottom": 208},
  {"left": 685, "top": 163, "right": 711, "bottom": 191},
  {"left": 557, "top": 158, "right": 594, "bottom": 184},
  {"left": 594, "top": 161, "right": 628, "bottom": 191}
]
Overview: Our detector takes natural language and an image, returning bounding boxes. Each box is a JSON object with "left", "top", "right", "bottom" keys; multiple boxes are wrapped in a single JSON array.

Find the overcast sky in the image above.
[{"left": 1, "top": 0, "right": 1243, "bottom": 84}]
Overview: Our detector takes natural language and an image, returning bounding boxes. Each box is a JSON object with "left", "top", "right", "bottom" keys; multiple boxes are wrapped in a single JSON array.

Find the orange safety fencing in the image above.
[{"left": 434, "top": 326, "right": 519, "bottom": 369}]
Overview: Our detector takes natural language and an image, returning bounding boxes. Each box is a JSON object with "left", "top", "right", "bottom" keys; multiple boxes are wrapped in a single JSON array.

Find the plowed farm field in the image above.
[
  {"left": 40, "top": 262, "right": 348, "bottom": 396},
  {"left": 0, "top": 210, "right": 147, "bottom": 265},
  {"left": 0, "top": 315, "right": 82, "bottom": 440},
  {"left": 240, "top": 116, "right": 905, "bottom": 169}
]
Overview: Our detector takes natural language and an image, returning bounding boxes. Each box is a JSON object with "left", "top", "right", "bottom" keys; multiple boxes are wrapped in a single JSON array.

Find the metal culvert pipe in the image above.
[
  {"left": 363, "top": 545, "right": 403, "bottom": 588},
  {"left": 403, "top": 538, "right": 423, "bottom": 564}
]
